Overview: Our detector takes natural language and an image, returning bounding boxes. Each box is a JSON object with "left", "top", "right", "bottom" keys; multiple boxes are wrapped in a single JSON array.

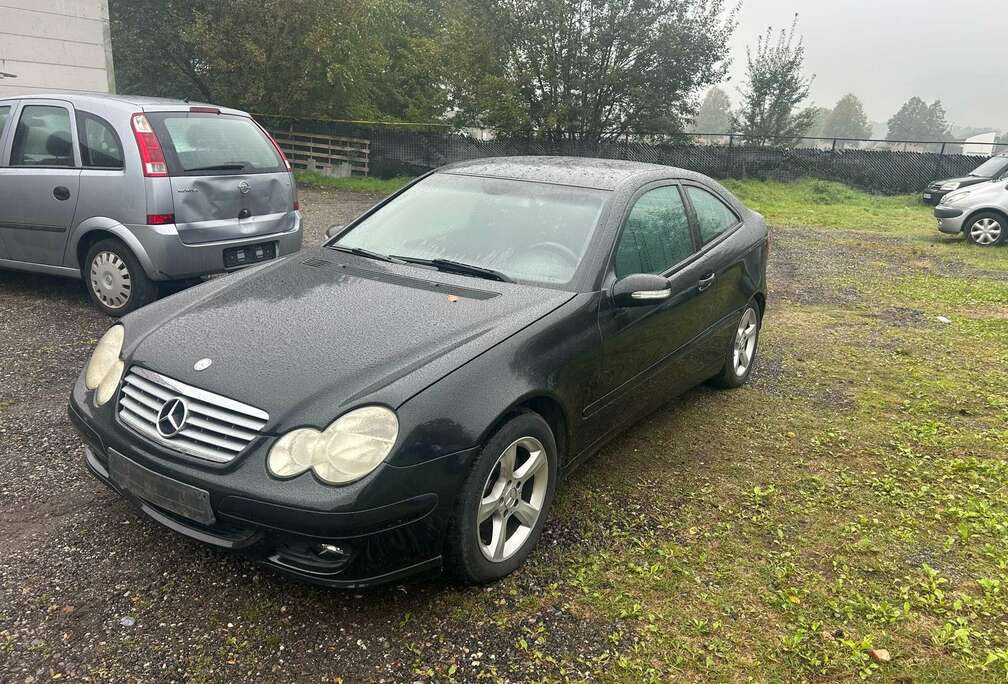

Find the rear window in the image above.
[{"left": 146, "top": 112, "right": 283, "bottom": 176}]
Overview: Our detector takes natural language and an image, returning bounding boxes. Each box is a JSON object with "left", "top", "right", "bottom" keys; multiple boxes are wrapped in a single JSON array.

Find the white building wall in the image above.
[{"left": 0, "top": 0, "right": 115, "bottom": 98}]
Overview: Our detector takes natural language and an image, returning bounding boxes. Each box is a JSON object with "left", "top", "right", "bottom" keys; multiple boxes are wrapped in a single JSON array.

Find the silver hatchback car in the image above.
[
  {"left": 0, "top": 94, "right": 303, "bottom": 315},
  {"left": 935, "top": 179, "right": 1008, "bottom": 247}
]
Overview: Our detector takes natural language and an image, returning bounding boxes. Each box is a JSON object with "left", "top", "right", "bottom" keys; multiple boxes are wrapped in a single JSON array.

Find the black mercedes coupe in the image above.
[{"left": 69, "top": 157, "right": 769, "bottom": 587}]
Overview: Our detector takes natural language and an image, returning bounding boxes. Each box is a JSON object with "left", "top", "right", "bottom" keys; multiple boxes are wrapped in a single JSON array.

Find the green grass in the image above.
[
  {"left": 293, "top": 171, "right": 413, "bottom": 194},
  {"left": 722, "top": 178, "right": 934, "bottom": 233}
]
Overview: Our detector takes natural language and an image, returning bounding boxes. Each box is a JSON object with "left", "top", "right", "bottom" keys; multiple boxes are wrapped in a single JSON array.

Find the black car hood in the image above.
[
  {"left": 123, "top": 248, "right": 574, "bottom": 432},
  {"left": 932, "top": 175, "right": 992, "bottom": 188}
]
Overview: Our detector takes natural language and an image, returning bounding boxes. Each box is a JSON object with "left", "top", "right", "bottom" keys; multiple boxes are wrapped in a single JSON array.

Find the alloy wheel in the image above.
[
  {"left": 477, "top": 436, "right": 549, "bottom": 563},
  {"left": 733, "top": 307, "right": 758, "bottom": 376},
  {"left": 970, "top": 217, "right": 1002, "bottom": 246},
  {"left": 89, "top": 251, "right": 132, "bottom": 310}
]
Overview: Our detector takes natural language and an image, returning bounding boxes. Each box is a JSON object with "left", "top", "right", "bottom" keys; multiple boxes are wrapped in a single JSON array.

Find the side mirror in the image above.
[
  {"left": 324, "top": 224, "right": 344, "bottom": 240},
  {"left": 612, "top": 273, "right": 672, "bottom": 307}
]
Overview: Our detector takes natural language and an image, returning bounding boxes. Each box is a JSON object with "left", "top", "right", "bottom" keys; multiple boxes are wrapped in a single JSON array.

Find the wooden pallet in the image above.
[{"left": 269, "top": 130, "right": 370, "bottom": 176}]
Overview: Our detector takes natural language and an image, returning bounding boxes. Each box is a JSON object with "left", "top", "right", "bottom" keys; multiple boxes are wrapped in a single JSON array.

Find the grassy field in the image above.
[{"left": 294, "top": 171, "right": 413, "bottom": 194}]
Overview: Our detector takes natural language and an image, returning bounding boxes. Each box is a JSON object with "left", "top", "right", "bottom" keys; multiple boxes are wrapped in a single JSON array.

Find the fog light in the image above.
[{"left": 315, "top": 543, "right": 349, "bottom": 560}]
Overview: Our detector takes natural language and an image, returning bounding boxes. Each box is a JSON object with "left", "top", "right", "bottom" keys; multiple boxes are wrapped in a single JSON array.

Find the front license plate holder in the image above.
[
  {"left": 923, "top": 193, "right": 932, "bottom": 199},
  {"left": 223, "top": 241, "right": 277, "bottom": 269},
  {"left": 108, "top": 449, "right": 215, "bottom": 525}
]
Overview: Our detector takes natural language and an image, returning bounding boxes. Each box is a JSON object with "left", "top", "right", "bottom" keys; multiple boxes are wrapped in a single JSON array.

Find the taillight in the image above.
[
  {"left": 293, "top": 200, "right": 300, "bottom": 211},
  {"left": 254, "top": 120, "right": 292, "bottom": 171},
  {"left": 131, "top": 113, "right": 167, "bottom": 177},
  {"left": 147, "top": 213, "right": 175, "bottom": 225}
]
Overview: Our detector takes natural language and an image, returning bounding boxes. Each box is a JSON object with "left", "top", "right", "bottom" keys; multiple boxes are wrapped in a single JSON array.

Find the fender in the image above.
[{"left": 65, "top": 216, "right": 160, "bottom": 279}]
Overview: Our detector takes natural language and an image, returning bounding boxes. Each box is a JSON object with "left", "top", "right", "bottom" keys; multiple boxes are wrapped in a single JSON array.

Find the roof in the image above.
[
  {"left": 439, "top": 156, "right": 689, "bottom": 190},
  {"left": 0, "top": 92, "right": 246, "bottom": 115}
]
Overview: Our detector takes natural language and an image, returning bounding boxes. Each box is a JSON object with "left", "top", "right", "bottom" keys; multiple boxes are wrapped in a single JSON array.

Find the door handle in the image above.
[
  {"left": 53, "top": 186, "right": 71, "bottom": 201},
  {"left": 698, "top": 273, "right": 716, "bottom": 292}
]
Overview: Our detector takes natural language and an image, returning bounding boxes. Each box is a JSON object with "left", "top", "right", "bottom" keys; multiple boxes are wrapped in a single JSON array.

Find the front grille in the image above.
[{"left": 117, "top": 367, "right": 269, "bottom": 463}]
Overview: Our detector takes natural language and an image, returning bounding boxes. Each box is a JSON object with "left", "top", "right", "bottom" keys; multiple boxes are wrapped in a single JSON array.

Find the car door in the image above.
[
  {"left": 0, "top": 100, "right": 82, "bottom": 266},
  {"left": 681, "top": 183, "right": 751, "bottom": 367},
  {"left": 586, "top": 182, "right": 712, "bottom": 431},
  {"left": 0, "top": 102, "right": 14, "bottom": 259}
]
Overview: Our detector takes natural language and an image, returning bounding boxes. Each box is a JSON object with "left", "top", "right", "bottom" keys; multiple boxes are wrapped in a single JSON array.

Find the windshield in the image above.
[
  {"left": 970, "top": 155, "right": 1008, "bottom": 178},
  {"left": 334, "top": 173, "right": 609, "bottom": 287},
  {"left": 147, "top": 112, "right": 284, "bottom": 176}
]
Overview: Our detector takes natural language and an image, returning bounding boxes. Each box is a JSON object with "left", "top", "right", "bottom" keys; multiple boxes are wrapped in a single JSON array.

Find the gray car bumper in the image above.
[
  {"left": 126, "top": 213, "right": 303, "bottom": 280},
  {"left": 934, "top": 206, "right": 965, "bottom": 235}
]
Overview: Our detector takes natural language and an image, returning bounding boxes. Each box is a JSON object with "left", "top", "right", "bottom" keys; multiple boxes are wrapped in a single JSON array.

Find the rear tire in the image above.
[
  {"left": 444, "top": 412, "right": 558, "bottom": 584},
  {"left": 964, "top": 212, "right": 1006, "bottom": 247},
  {"left": 83, "top": 238, "right": 159, "bottom": 316},
  {"left": 709, "top": 302, "right": 761, "bottom": 389}
]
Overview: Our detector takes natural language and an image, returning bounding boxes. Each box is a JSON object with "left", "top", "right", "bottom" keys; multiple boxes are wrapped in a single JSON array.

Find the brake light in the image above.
[
  {"left": 131, "top": 113, "right": 168, "bottom": 177},
  {"left": 189, "top": 106, "right": 220, "bottom": 114},
  {"left": 254, "top": 120, "right": 292, "bottom": 171},
  {"left": 147, "top": 213, "right": 175, "bottom": 225}
]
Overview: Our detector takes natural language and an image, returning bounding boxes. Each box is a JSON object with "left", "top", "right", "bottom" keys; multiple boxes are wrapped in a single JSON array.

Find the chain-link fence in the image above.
[{"left": 257, "top": 115, "right": 1007, "bottom": 194}]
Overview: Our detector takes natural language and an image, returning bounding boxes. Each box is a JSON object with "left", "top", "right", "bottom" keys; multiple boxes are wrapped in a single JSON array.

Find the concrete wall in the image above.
[{"left": 0, "top": 0, "right": 115, "bottom": 98}]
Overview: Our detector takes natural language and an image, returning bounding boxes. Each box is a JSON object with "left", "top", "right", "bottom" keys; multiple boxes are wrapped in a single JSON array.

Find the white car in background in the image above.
[{"left": 934, "top": 180, "right": 1008, "bottom": 246}]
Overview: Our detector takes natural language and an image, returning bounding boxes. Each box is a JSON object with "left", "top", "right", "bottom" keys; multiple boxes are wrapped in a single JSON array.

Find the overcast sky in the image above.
[{"left": 724, "top": 0, "right": 1007, "bottom": 133}]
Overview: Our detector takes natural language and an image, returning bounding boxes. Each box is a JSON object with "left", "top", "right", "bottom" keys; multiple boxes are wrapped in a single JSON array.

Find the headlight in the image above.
[
  {"left": 943, "top": 191, "right": 972, "bottom": 206},
  {"left": 85, "top": 325, "right": 125, "bottom": 406},
  {"left": 940, "top": 181, "right": 961, "bottom": 191},
  {"left": 267, "top": 406, "right": 399, "bottom": 485}
]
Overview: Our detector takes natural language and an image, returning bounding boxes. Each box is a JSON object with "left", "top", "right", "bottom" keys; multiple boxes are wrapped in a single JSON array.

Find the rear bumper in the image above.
[
  {"left": 127, "top": 212, "right": 303, "bottom": 280},
  {"left": 68, "top": 382, "right": 477, "bottom": 588}
]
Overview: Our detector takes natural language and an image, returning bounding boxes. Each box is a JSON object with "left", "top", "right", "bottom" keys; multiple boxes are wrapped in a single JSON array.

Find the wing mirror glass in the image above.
[
  {"left": 324, "top": 224, "right": 344, "bottom": 240},
  {"left": 612, "top": 273, "right": 672, "bottom": 307}
]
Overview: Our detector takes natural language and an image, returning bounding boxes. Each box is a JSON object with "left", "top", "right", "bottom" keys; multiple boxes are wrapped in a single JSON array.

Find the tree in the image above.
[
  {"left": 442, "top": 0, "right": 738, "bottom": 141},
  {"left": 822, "top": 93, "right": 872, "bottom": 141},
  {"left": 805, "top": 106, "right": 831, "bottom": 138},
  {"left": 108, "top": 0, "right": 431, "bottom": 120},
  {"left": 886, "top": 97, "right": 950, "bottom": 142},
  {"left": 691, "top": 87, "right": 733, "bottom": 134},
  {"left": 734, "top": 16, "right": 817, "bottom": 145}
]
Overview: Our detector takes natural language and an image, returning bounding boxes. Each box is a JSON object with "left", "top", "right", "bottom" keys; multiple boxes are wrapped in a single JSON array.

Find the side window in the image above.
[
  {"left": 614, "top": 186, "right": 694, "bottom": 278},
  {"left": 0, "top": 105, "right": 10, "bottom": 142},
  {"left": 685, "top": 186, "right": 739, "bottom": 244},
  {"left": 77, "top": 111, "right": 124, "bottom": 169},
  {"left": 11, "top": 105, "right": 75, "bottom": 167}
]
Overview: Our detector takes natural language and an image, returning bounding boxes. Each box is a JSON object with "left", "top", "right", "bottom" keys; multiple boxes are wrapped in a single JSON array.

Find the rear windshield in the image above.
[{"left": 146, "top": 112, "right": 283, "bottom": 176}]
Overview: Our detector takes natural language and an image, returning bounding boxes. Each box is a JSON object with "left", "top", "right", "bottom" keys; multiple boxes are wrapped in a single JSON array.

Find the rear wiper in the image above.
[
  {"left": 391, "top": 255, "right": 513, "bottom": 283},
  {"left": 186, "top": 163, "right": 247, "bottom": 172},
  {"left": 329, "top": 244, "right": 403, "bottom": 264}
]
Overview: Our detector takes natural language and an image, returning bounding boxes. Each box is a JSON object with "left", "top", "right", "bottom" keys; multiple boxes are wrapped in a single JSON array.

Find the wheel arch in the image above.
[
  {"left": 68, "top": 218, "right": 158, "bottom": 278},
  {"left": 480, "top": 393, "right": 570, "bottom": 468}
]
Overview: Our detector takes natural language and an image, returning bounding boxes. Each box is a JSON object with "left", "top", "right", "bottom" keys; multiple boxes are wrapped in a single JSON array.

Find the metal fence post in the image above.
[{"left": 935, "top": 142, "right": 946, "bottom": 181}]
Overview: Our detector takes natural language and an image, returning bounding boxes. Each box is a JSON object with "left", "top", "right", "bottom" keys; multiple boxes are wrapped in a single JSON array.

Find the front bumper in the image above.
[
  {"left": 68, "top": 381, "right": 478, "bottom": 588},
  {"left": 126, "top": 212, "right": 304, "bottom": 281},
  {"left": 934, "top": 206, "right": 966, "bottom": 234}
]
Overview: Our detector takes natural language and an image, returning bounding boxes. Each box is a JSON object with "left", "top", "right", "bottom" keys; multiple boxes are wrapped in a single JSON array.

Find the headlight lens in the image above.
[
  {"left": 267, "top": 406, "right": 399, "bottom": 485},
  {"left": 944, "top": 191, "right": 972, "bottom": 206},
  {"left": 940, "top": 181, "right": 961, "bottom": 191},
  {"left": 85, "top": 325, "right": 125, "bottom": 406}
]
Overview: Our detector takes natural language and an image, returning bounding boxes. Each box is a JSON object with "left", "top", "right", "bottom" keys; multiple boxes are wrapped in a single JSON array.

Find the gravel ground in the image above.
[{"left": 0, "top": 187, "right": 958, "bottom": 683}]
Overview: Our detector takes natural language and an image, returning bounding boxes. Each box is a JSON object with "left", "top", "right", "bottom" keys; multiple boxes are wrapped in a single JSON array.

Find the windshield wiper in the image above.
[
  {"left": 186, "top": 163, "right": 247, "bottom": 172},
  {"left": 391, "top": 256, "right": 513, "bottom": 283},
  {"left": 329, "top": 244, "right": 403, "bottom": 264}
]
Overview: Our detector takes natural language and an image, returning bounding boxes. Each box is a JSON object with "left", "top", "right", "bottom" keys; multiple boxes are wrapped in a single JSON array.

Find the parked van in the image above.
[{"left": 0, "top": 94, "right": 302, "bottom": 315}]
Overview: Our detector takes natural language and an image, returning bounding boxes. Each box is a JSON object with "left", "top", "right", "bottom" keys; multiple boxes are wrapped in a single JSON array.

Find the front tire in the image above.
[
  {"left": 964, "top": 212, "right": 1005, "bottom": 247},
  {"left": 84, "top": 238, "right": 159, "bottom": 316},
  {"left": 445, "top": 412, "right": 558, "bottom": 584},
  {"left": 709, "top": 303, "right": 761, "bottom": 389}
]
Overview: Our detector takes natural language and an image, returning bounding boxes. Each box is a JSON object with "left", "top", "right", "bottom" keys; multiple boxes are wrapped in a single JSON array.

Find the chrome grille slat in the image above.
[{"left": 117, "top": 367, "right": 269, "bottom": 464}]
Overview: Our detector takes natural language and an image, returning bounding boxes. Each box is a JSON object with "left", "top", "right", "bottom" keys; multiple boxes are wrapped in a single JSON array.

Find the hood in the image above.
[
  {"left": 931, "top": 175, "right": 992, "bottom": 189},
  {"left": 122, "top": 248, "right": 574, "bottom": 431}
]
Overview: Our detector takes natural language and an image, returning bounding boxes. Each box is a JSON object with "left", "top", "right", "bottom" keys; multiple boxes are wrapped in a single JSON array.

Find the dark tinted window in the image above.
[
  {"left": 0, "top": 106, "right": 10, "bottom": 142},
  {"left": 77, "top": 111, "right": 124, "bottom": 169},
  {"left": 147, "top": 112, "right": 283, "bottom": 176},
  {"left": 614, "top": 186, "right": 694, "bottom": 277},
  {"left": 11, "top": 105, "right": 75, "bottom": 167},
  {"left": 686, "top": 186, "right": 739, "bottom": 244}
]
